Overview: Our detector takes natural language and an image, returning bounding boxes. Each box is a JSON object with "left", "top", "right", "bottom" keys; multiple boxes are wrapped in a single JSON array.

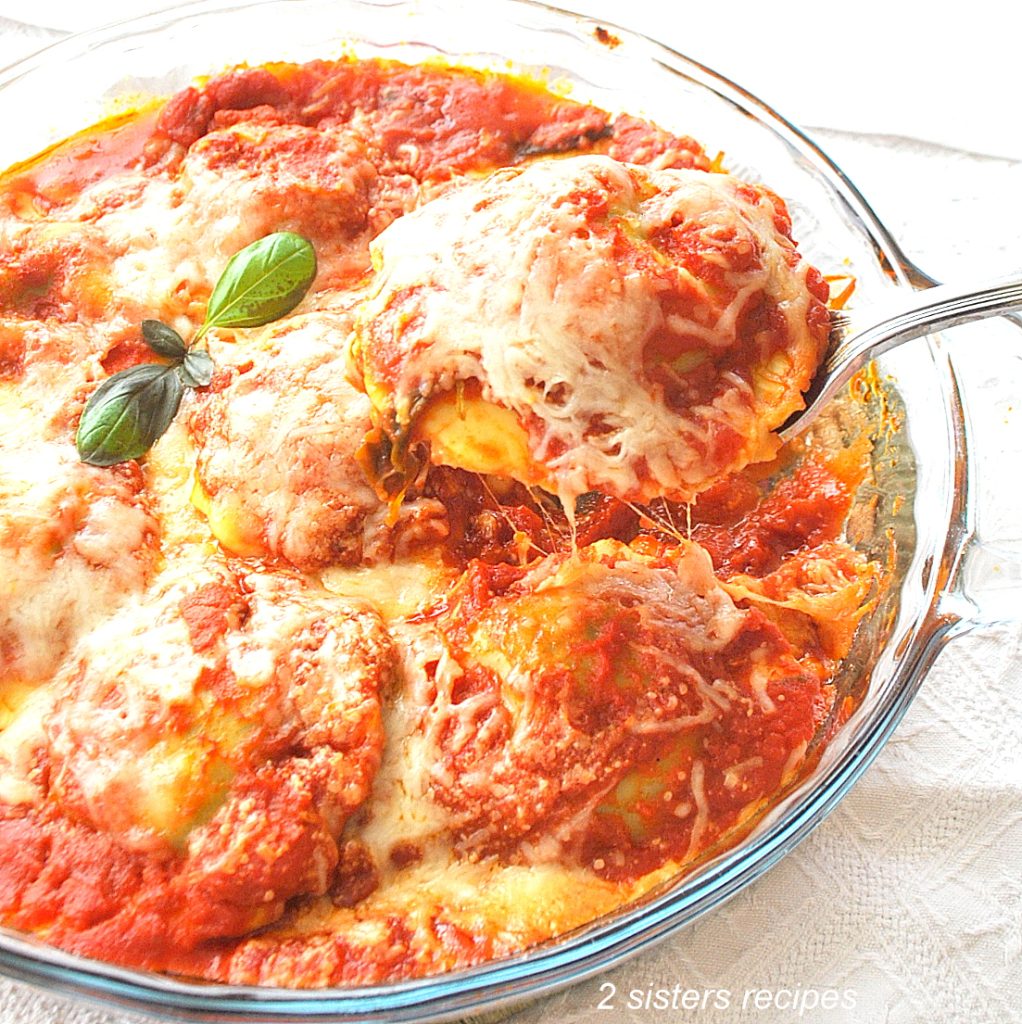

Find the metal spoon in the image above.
[{"left": 777, "top": 277, "right": 1022, "bottom": 443}]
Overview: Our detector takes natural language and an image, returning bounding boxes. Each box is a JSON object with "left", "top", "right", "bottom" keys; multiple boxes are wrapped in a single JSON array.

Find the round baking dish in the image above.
[{"left": 0, "top": 0, "right": 1000, "bottom": 1019}]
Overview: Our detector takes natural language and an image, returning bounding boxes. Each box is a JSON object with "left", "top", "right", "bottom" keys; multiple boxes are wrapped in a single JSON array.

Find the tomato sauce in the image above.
[
  {"left": 688, "top": 445, "right": 868, "bottom": 577},
  {"left": 142, "top": 59, "right": 709, "bottom": 179},
  {"left": 0, "top": 107, "right": 159, "bottom": 215}
]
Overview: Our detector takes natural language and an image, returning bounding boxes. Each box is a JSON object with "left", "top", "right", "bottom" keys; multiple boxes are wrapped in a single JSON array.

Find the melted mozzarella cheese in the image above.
[
  {"left": 45, "top": 562, "right": 392, "bottom": 853},
  {"left": 0, "top": 684, "right": 55, "bottom": 805},
  {"left": 320, "top": 550, "right": 457, "bottom": 621},
  {"left": 76, "top": 123, "right": 380, "bottom": 320},
  {"left": 404, "top": 540, "right": 759, "bottom": 860},
  {"left": 358, "top": 623, "right": 456, "bottom": 867},
  {"left": 354, "top": 155, "right": 823, "bottom": 505},
  {"left": 0, "top": 437, "right": 157, "bottom": 682},
  {"left": 84, "top": 176, "right": 221, "bottom": 316},
  {"left": 189, "top": 313, "right": 386, "bottom": 570}
]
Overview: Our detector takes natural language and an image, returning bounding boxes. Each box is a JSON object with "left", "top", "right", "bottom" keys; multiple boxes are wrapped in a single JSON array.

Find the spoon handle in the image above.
[{"left": 779, "top": 276, "right": 1022, "bottom": 443}]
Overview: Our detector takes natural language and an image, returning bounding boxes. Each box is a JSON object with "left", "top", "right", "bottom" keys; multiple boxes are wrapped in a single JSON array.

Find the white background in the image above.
[{"left": 0, "top": 0, "right": 1019, "bottom": 159}]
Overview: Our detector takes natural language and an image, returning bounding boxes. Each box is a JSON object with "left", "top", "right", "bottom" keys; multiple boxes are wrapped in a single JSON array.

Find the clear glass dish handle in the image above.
[{"left": 936, "top": 308, "right": 1022, "bottom": 639}]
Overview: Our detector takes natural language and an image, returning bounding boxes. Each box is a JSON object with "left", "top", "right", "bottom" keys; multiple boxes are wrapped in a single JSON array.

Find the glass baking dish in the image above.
[{"left": 0, "top": 0, "right": 1005, "bottom": 1019}]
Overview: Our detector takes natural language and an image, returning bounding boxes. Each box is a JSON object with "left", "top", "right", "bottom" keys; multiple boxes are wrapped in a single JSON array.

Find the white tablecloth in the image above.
[{"left": 1, "top": 4, "right": 1020, "bottom": 1023}]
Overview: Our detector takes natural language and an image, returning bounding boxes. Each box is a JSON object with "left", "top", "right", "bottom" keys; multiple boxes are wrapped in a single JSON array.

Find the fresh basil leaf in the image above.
[
  {"left": 76, "top": 363, "right": 184, "bottom": 467},
  {"left": 202, "top": 231, "right": 316, "bottom": 333},
  {"left": 180, "top": 349, "right": 214, "bottom": 388},
  {"left": 141, "top": 319, "right": 188, "bottom": 359}
]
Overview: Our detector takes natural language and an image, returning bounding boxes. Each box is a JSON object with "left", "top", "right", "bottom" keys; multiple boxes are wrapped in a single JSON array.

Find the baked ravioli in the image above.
[
  {"left": 353, "top": 155, "right": 830, "bottom": 506},
  {"left": 0, "top": 55, "right": 880, "bottom": 985}
]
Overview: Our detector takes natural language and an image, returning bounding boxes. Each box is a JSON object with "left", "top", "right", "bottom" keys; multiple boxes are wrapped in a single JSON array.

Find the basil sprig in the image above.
[{"left": 76, "top": 232, "right": 317, "bottom": 467}]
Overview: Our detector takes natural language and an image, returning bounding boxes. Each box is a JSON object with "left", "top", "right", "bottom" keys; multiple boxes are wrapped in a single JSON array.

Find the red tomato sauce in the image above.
[
  {"left": 688, "top": 447, "right": 867, "bottom": 577},
  {"left": 0, "top": 107, "right": 159, "bottom": 215},
  {"left": 142, "top": 59, "right": 709, "bottom": 179}
]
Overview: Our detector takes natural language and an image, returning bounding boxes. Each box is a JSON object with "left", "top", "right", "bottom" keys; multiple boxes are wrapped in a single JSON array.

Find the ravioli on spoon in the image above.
[{"left": 352, "top": 154, "right": 830, "bottom": 509}]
